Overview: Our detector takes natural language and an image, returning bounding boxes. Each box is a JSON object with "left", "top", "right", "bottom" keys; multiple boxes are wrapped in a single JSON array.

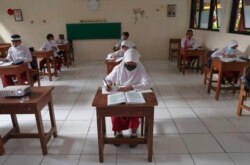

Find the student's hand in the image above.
[
  {"left": 118, "top": 85, "right": 133, "bottom": 92},
  {"left": 51, "top": 46, "right": 57, "bottom": 51},
  {"left": 105, "top": 83, "right": 112, "bottom": 91},
  {"left": 229, "top": 54, "right": 237, "bottom": 58}
]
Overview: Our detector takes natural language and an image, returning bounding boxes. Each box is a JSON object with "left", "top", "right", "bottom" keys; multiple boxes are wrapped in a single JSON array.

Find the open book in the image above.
[
  {"left": 219, "top": 57, "right": 246, "bottom": 63},
  {"left": 107, "top": 91, "right": 146, "bottom": 106}
]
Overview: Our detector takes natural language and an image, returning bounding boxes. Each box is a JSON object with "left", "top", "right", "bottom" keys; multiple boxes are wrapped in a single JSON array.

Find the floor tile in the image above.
[
  {"left": 153, "top": 135, "right": 188, "bottom": 154},
  {"left": 213, "top": 133, "right": 250, "bottom": 152},
  {"left": 41, "top": 155, "right": 80, "bottom": 165},
  {"left": 182, "top": 134, "right": 223, "bottom": 153},
  {"left": 191, "top": 153, "right": 234, "bottom": 165},
  {"left": 3, "top": 155, "right": 43, "bottom": 165},
  {"left": 154, "top": 154, "right": 195, "bottom": 165},
  {"left": 174, "top": 118, "right": 209, "bottom": 133}
]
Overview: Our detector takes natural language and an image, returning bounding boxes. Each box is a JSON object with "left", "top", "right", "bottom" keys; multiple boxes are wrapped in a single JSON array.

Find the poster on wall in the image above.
[
  {"left": 14, "top": 9, "right": 23, "bottom": 22},
  {"left": 167, "top": 4, "right": 176, "bottom": 17}
]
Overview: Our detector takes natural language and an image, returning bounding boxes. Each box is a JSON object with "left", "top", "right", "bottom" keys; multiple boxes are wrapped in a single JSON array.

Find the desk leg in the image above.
[
  {"left": 48, "top": 100, "right": 58, "bottom": 137},
  {"left": 0, "top": 136, "right": 5, "bottom": 155},
  {"left": 207, "top": 68, "right": 214, "bottom": 94},
  {"left": 96, "top": 112, "right": 104, "bottom": 163},
  {"left": 35, "top": 112, "right": 47, "bottom": 155},
  {"left": 147, "top": 110, "right": 154, "bottom": 162},
  {"left": 11, "top": 114, "right": 20, "bottom": 133},
  {"left": 215, "top": 70, "right": 222, "bottom": 100},
  {"left": 46, "top": 57, "right": 52, "bottom": 81}
]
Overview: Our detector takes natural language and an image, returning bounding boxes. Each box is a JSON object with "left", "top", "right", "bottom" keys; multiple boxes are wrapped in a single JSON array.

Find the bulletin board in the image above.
[{"left": 66, "top": 23, "right": 121, "bottom": 42}]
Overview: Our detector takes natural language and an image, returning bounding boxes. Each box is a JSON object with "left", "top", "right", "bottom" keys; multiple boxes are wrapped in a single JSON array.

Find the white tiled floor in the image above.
[{"left": 1, "top": 59, "right": 250, "bottom": 164}]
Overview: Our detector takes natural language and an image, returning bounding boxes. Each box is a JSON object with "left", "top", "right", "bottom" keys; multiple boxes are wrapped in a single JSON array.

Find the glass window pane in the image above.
[
  {"left": 200, "top": 0, "right": 211, "bottom": 29},
  {"left": 193, "top": 0, "right": 200, "bottom": 28},
  {"left": 243, "top": 0, "right": 250, "bottom": 28}
]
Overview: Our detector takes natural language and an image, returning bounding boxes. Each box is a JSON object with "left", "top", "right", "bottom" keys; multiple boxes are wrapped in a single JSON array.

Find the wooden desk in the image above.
[
  {"left": 58, "top": 44, "right": 72, "bottom": 68},
  {"left": 105, "top": 60, "right": 122, "bottom": 74},
  {"left": 32, "top": 50, "right": 57, "bottom": 81},
  {"left": 92, "top": 88, "right": 158, "bottom": 162},
  {"left": 0, "top": 86, "right": 57, "bottom": 155},
  {"left": 0, "top": 44, "right": 11, "bottom": 58},
  {"left": 207, "top": 58, "right": 250, "bottom": 100},
  {"left": 178, "top": 48, "right": 206, "bottom": 75},
  {"left": 0, "top": 63, "right": 32, "bottom": 87}
]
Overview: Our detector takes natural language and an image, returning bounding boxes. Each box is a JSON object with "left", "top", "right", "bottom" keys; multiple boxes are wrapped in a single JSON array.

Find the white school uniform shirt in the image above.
[
  {"left": 107, "top": 40, "right": 136, "bottom": 60},
  {"left": 114, "top": 39, "right": 136, "bottom": 50},
  {"left": 56, "top": 39, "right": 69, "bottom": 44},
  {"left": 40, "top": 40, "right": 59, "bottom": 57},
  {"left": 6, "top": 45, "right": 32, "bottom": 63},
  {"left": 105, "top": 49, "right": 152, "bottom": 91},
  {"left": 181, "top": 37, "right": 200, "bottom": 49},
  {"left": 211, "top": 47, "right": 245, "bottom": 58}
]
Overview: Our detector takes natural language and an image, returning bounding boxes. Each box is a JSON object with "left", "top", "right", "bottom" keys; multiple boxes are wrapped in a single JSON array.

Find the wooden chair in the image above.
[
  {"left": 178, "top": 48, "right": 206, "bottom": 75},
  {"left": 0, "top": 43, "right": 11, "bottom": 58},
  {"left": 169, "top": 39, "right": 181, "bottom": 61},
  {"left": 203, "top": 50, "right": 217, "bottom": 85},
  {"left": 237, "top": 67, "right": 250, "bottom": 116},
  {"left": 58, "top": 44, "right": 72, "bottom": 68},
  {"left": 30, "top": 55, "right": 41, "bottom": 86}
]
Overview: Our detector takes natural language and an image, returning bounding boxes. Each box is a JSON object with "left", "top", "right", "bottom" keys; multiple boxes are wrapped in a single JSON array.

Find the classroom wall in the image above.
[
  {"left": 2, "top": 0, "right": 248, "bottom": 60},
  {"left": 193, "top": 0, "right": 250, "bottom": 56},
  {"left": 0, "top": 0, "right": 190, "bottom": 60}
]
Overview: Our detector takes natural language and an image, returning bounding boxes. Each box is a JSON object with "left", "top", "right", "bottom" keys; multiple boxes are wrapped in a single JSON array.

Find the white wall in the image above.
[
  {"left": 193, "top": 0, "right": 250, "bottom": 56},
  {"left": 2, "top": 1, "right": 248, "bottom": 59},
  {"left": 0, "top": 0, "right": 190, "bottom": 60}
]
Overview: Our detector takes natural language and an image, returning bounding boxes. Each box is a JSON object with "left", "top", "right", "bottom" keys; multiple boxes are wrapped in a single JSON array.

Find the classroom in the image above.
[{"left": 0, "top": 0, "right": 250, "bottom": 164}]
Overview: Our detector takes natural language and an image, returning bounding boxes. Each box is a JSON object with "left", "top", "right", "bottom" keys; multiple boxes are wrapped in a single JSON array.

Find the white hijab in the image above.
[
  {"left": 106, "top": 48, "right": 152, "bottom": 90},
  {"left": 226, "top": 39, "right": 238, "bottom": 48}
]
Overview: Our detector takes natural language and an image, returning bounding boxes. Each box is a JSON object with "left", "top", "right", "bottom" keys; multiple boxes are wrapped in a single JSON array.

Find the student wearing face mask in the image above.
[
  {"left": 1, "top": 34, "right": 32, "bottom": 87},
  {"left": 104, "top": 48, "right": 152, "bottom": 148},
  {"left": 211, "top": 39, "right": 246, "bottom": 84}
]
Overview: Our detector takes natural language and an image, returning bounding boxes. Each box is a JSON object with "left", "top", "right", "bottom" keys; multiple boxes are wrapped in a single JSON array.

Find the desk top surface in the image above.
[
  {"left": 0, "top": 86, "right": 54, "bottom": 104},
  {"left": 92, "top": 87, "right": 158, "bottom": 107}
]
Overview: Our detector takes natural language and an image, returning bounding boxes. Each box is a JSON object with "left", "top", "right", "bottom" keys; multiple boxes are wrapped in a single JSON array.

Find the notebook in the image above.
[{"left": 107, "top": 91, "right": 145, "bottom": 106}]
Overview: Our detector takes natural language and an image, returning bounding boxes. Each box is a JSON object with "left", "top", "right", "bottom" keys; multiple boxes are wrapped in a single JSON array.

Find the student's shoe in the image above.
[
  {"left": 114, "top": 132, "right": 123, "bottom": 147},
  {"left": 129, "top": 134, "right": 138, "bottom": 148}
]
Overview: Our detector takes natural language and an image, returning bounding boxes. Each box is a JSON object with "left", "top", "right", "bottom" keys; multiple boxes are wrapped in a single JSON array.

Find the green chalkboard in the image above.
[{"left": 66, "top": 23, "right": 121, "bottom": 42}]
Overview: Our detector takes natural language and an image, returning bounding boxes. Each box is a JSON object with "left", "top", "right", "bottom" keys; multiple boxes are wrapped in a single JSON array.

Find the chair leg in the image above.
[
  {"left": 140, "top": 117, "right": 144, "bottom": 137},
  {"left": 237, "top": 89, "right": 246, "bottom": 116}
]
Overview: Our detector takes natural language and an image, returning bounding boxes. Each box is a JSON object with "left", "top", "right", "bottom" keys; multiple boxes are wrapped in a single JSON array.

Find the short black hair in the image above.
[
  {"left": 186, "top": 29, "right": 193, "bottom": 34},
  {"left": 122, "top": 32, "right": 129, "bottom": 37},
  {"left": 46, "top": 33, "right": 54, "bottom": 40}
]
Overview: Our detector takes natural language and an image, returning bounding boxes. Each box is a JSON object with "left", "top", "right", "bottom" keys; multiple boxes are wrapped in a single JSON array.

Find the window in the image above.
[
  {"left": 190, "top": 0, "right": 222, "bottom": 31},
  {"left": 229, "top": 0, "right": 250, "bottom": 34}
]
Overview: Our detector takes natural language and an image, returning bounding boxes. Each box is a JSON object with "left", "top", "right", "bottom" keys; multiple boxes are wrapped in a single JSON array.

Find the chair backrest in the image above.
[
  {"left": 169, "top": 39, "right": 181, "bottom": 49},
  {"left": 243, "top": 67, "right": 250, "bottom": 91},
  {"left": 29, "top": 47, "right": 38, "bottom": 69},
  {"left": 207, "top": 49, "right": 218, "bottom": 68}
]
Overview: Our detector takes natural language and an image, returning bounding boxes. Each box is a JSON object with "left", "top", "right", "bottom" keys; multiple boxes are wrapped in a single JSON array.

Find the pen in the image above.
[{"left": 103, "top": 78, "right": 108, "bottom": 86}]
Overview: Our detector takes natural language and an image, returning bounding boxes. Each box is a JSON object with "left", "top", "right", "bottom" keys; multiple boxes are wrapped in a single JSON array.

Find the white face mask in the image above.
[{"left": 121, "top": 36, "right": 125, "bottom": 40}]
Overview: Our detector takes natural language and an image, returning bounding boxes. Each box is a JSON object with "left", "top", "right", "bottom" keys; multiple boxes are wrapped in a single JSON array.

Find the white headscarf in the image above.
[
  {"left": 226, "top": 39, "right": 238, "bottom": 48},
  {"left": 124, "top": 48, "right": 140, "bottom": 63},
  {"left": 121, "top": 40, "right": 133, "bottom": 49},
  {"left": 105, "top": 48, "right": 152, "bottom": 90}
]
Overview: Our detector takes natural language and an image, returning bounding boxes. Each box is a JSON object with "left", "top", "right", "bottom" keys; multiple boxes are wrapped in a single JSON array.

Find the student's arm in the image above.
[
  {"left": 180, "top": 38, "right": 185, "bottom": 48},
  {"left": 132, "top": 73, "right": 153, "bottom": 91},
  {"left": 211, "top": 49, "right": 224, "bottom": 58},
  {"left": 24, "top": 47, "right": 32, "bottom": 63},
  {"left": 5, "top": 48, "right": 13, "bottom": 62}
]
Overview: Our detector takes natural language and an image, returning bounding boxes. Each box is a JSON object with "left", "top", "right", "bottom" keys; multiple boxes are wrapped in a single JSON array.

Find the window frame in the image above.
[
  {"left": 229, "top": 0, "right": 250, "bottom": 35},
  {"left": 189, "top": 0, "right": 221, "bottom": 31}
]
